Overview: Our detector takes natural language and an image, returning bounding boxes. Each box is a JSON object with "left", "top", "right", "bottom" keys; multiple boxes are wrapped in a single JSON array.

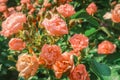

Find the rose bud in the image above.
[{"left": 86, "top": 2, "right": 97, "bottom": 15}]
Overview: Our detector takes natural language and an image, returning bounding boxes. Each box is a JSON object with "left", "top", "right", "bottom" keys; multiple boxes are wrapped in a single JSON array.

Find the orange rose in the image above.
[
  {"left": 0, "top": 0, "right": 8, "bottom": 3},
  {"left": 9, "top": 38, "right": 26, "bottom": 51},
  {"left": 0, "top": 3, "right": 7, "bottom": 12},
  {"left": 69, "top": 50, "right": 80, "bottom": 56},
  {"left": 0, "top": 13, "right": 26, "bottom": 37},
  {"left": 98, "top": 40, "right": 116, "bottom": 54},
  {"left": 56, "top": 4, "right": 75, "bottom": 17},
  {"left": 39, "top": 44, "right": 62, "bottom": 67},
  {"left": 111, "top": 4, "right": 120, "bottom": 23},
  {"left": 86, "top": 2, "right": 97, "bottom": 15},
  {"left": 16, "top": 54, "right": 39, "bottom": 78},
  {"left": 52, "top": 52, "right": 73, "bottom": 79},
  {"left": 69, "top": 64, "right": 90, "bottom": 80},
  {"left": 20, "top": 0, "right": 30, "bottom": 4},
  {"left": 42, "top": 14, "right": 68, "bottom": 36},
  {"left": 69, "top": 34, "right": 89, "bottom": 51}
]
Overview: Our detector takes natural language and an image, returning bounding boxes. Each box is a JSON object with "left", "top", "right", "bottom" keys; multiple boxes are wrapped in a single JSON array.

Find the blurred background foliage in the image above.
[{"left": 0, "top": 0, "right": 120, "bottom": 80}]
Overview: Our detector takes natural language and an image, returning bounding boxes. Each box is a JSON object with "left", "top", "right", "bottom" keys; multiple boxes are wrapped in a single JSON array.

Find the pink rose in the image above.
[
  {"left": 52, "top": 52, "right": 73, "bottom": 79},
  {"left": 56, "top": 4, "right": 75, "bottom": 17},
  {"left": 39, "top": 44, "right": 62, "bottom": 67},
  {"left": 69, "top": 34, "right": 89, "bottom": 51},
  {"left": 42, "top": 15, "right": 68, "bottom": 36},
  {"left": 20, "top": 0, "right": 30, "bottom": 4},
  {"left": 86, "top": 2, "right": 97, "bottom": 15},
  {"left": 0, "top": 13, "right": 26, "bottom": 37},
  {"left": 9, "top": 38, "right": 26, "bottom": 51},
  {"left": 0, "top": 3, "right": 7, "bottom": 12},
  {"left": 16, "top": 54, "right": 39, "bottom": 78},
  {"left": 98, "top": 40, "right": 116, "bottom": 54},
  {"left": 0, "top": 0, "right": 8, "bottom": 3},
  {"left": 69, "top": 64, "right": 90, "bottom": 80}
]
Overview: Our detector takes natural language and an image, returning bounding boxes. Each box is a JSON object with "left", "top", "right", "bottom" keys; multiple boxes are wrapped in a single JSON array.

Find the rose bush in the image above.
[{"left": 0, "top": 0, "right": 120, "bottom": 80}]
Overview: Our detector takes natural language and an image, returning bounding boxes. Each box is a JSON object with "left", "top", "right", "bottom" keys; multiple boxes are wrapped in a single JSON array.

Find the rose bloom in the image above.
[
  {"left": 69, "top": 50, "right": 80, "bottom": 56},
  {"left": 0, "top": 13, "right": 26, "bottom": 37},
  {"left": 69, "top": 34, "right": 89, "bottom": 51},
  {"left": 16, "top": 54, "right": 39, "bottom": 78},
  {"left": 52, "top": 52, "right": 73, "bottom": 79},
  {"left": 98, "top": 40, "right": 116, "bottom": 54},
  {"left": 0, "top": 3, "right": 7, "bottom": 12},
  {"left": 0, "top": 0, "right": 8, "bottom": 3},
  {"left": 111, "top": 4, "right": 120, "bottom": 23},
  {"left": 39, "top": 44, "right": 62, "bottom": 67},
  {"left": 69, "top": 64, "right": 90, "bottom": 80},
  {"left": 42, "top": 15, "right": 68, "bottom": 36},
  {"left": 20, "top": 0, "right": 30, "bottom": 4},
  {"left": 86, "top": 2, "right": 97, "bottom": 15},
  {"left": 56, "top": 4, "right": 75, "bottom": 17},
  {"left": 9, "top": 38, "right": 26, "bottom": 51}
]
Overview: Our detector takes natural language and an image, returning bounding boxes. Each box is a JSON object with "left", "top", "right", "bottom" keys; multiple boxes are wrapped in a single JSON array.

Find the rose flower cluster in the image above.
[{"left": 0, "top": 0, "right": 118, "bottom": 80}]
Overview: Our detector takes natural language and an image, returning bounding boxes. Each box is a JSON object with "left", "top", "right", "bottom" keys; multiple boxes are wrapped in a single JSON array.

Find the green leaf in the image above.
[
  {"left": 87, "top": 17, "right": 100, "bottom": 26},
  {"left": 85, "top": 28, "right": 97, "bottom": 36},
  {"left": 89, "top": 59, "right": 111, "bottom": 80},
  {"left": 102, "top": 68, "right": 120, "bottom": 80},
  {"left": 70, "top": 10, "right": 86, "bottom": 19},
  {"left": 73, "top": 55, "right": 78, "bottom": 65},
  {"left": 100, "top": 27, "right": 112, "bottom": 37},
  {"left": 18, "top": 77, "right": 25, "bottom": 80}
]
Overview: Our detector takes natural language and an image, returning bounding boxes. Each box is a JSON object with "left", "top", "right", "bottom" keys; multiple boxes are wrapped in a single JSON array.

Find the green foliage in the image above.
[{"left": 0, "top": 0, "right": 120, "bottom": 80}]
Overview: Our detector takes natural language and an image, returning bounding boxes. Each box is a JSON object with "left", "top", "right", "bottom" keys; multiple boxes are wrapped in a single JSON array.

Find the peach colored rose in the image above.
[
  {"left": 52, "top": 52, "right": 73, "bottom": 79},
  {"left": 0, "top": 0, "right": 8, "bottom": 3},
  {"left": 56, "top": 4, "right": 75, "bottom": 17},
  {"left": 8, "top": 7, "right": 16, "bottom": 15},
  {"left": 42, "top": 15, "right": 68, "bottom": 36},
  {"left": 98, "top": 40, "right": 116, "bottom": 54},
  {"left": 39, "top": 44, "right": 62, "bottom": 67},
  {"left": 9, "top": 38, "right": 26, "bottom": 51},
  {"left": 111, "top": 4, "right": 120, "bottom": 23},
  {"left": 69, "top": 34, "right": 89, "bottom": 51},
  {"left": 0, "top": 3, "right": 7, "bottom": 12},
  {"left": 16, "top": 54, "right": 39, "bottom": 78},
  {"left": 86, "top": 2, "right": 97, "bottom": 15},
  {"left": 69, "top": 50, "right": 80, "bottom": 56},
  {"left": 103, "top": 12, "right": 112, "bottom": 19},
  {"left": 20, "top": 0, "right": 30, "bottom": 4},
  {"left": 69, "top": 64, "right": 90, "bottom": 80},
  {"left": 0, "top": 13, "right": 26, "bottom": 37}
]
